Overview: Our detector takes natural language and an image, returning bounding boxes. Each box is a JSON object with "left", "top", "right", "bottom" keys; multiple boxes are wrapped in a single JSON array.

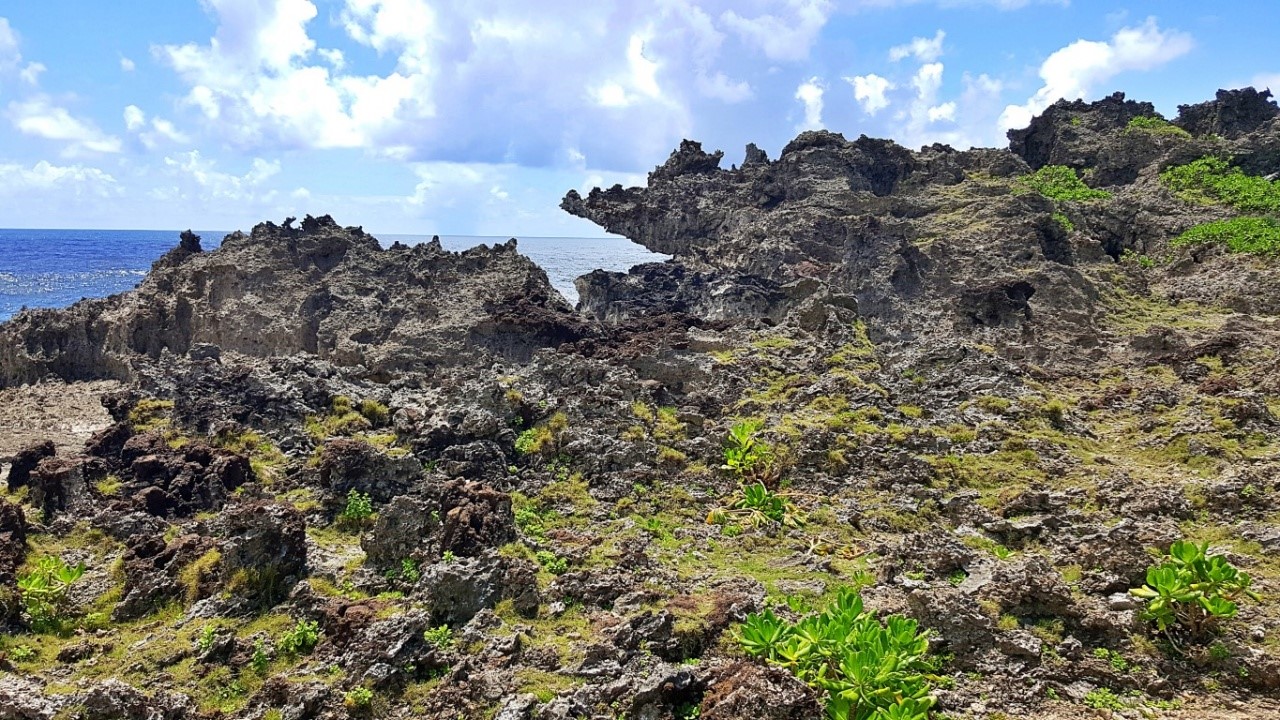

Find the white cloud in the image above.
[
  {"left": 889, "top": 30, "right": 945, "bottom": 63},
  {"left": 722, "top": 0, "right": 834, "bottom": 62},
  {"left": 0, "top": 160, "right": 119, "bottom": 197},
  {"left": 848, "top": 73, "right": 895, "bottom": 115},
  {"left": 927, "top": 101, "right": 956, "bottom": 122},
  {"left": 592, "top": 33, "right": 665, "bottom": 108},
  {"left": 120, "top": 56, "right": 136, "bottom": 72},
  {"left": 124, "top": 105, "right": 146, "bottom": 131},
  {"left": 157, "top": 0, "right": 434, "bottom": 151},
  {"left": 795, "top": 76, "right": 825, "bottom": 130},
  {"left": 161, "top": 151, "right": 280, "bottom": 202},
  {"left": 8, "top": 96, "right": 122, "bottom": 154},
  {"left": 999, "top": 17, "right": 1194, "bottom": 131}
]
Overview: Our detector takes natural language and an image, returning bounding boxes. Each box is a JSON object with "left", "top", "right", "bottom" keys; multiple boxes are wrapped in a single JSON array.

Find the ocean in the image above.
[{"left": 0, "top": 229, "right": 667, "bottom": 323}]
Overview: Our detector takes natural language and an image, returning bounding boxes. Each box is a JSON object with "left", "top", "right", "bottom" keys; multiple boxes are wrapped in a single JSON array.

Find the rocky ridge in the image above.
[{"left": 1, "top": 89, "right": 1280, "bottom": 720}]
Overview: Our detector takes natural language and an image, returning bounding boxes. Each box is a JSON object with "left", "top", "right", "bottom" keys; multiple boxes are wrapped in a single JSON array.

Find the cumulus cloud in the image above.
[
  {"left": 722, "top": 0, "right": 834, "bottom": 62},
  {"left": 0, "top": 160, "right": 118, "bottom": 197},
  {"left": 120, "top": 57, "right": 136, "bottom": 72},
  {"left": 8, "top": 96, "right": 122, "bottom": 155},
  {"left": 124, "top": 105, "right": 146, "bottom": 131},
  {"left": 998, "top": 17, "right": 1194, "bottom": 131},
  {"left": 160, "top": 151, "right": 281, "bottom": 202},
  {"left": 157, "top": 0, "right": 433, "bottom": 151},
  {"left": 848, "top": 73, "right": 895, "bottom": 115},
  {"left": 795, "top": 76, "right": 825, "bottom": 130},
  {"left": 889, "top": 30, "right": 945, "bottom": 63}
]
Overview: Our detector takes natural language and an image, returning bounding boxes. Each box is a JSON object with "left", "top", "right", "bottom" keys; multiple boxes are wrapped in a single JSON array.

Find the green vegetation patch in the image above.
[
  {"left": 1014, "top": 165, "right": 1112, "bottom": 202},
  {"left": 1126, "top": 115, "right": 1190, "bottom": 137},
  {"left": 1161, "top": 156, "right": 1280, "bottom": 213},
  {"left": 1172, "top": 216, "right": 1280, "bottom": 255}
]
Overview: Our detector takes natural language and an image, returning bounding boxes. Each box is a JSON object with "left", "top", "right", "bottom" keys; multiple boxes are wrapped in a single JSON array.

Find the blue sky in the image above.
[{"left": 0, "top": 1, "right": 1276, "bottom": 235}]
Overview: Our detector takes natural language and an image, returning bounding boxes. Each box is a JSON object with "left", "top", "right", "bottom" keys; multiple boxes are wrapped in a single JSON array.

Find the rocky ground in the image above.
[{"left": 1, "top": 88, "right": 1280, "bottom": 720}]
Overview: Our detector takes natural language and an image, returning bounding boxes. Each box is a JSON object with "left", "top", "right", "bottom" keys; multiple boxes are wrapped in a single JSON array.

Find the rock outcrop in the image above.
[{"left": 0, "top": 215, "right": 586, "bottom": 387}]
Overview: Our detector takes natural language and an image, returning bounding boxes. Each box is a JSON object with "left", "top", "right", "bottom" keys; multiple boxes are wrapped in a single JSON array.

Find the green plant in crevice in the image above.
[
  {"left": 1014, "top": 165, "right": 1112, "bottom": 202},
  {"left": 1129, "top": 539, "right": 1262, "bottom": 641},
  {"left": 17, "top": 555, "right": 87, "bottom": 633},
  {"left": 343, "top": 686, "right": 375, "bottom": 713},
  {"left": 338, "top": 488, "right": 374, "bottom": 529},
  {"left": 707, "top": 482, "right": 803, "bottom": 529},
  {"left": 1125, "top": 115, "right": 1190, "bottom": 137},
  {"left": 737, "top": 588, "right": 938, "bottom": 720},
  {"left": 278, "top": 619, "right": 321, "bottom": 656},
  {"left": 721, "top": 420, "right": 775, "bottom": 481},
  {"left": 423, "top": 624, "right": 454, "bottom": 650},
  {"left": 514, "top": 412, "right": 569, "bottom": 456},
  {"left": 535, "top": 550, "right": 569, "bottom": 575},
  {"left": 251, "top": 638, "right": 270, "bottom": 675}
]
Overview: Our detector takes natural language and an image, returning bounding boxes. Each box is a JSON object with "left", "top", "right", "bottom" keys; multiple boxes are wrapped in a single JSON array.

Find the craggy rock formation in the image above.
[
  {"left": 0, "top": 215, "right": 585, "bottom": 387},
  {"left": 4, "top": 90, "right": 1280, "bottom": 720}
]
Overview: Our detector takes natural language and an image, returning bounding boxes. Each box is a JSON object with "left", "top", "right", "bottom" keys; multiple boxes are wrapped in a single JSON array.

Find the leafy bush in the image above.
[
  {"left": 423, "top": 624, "right": 454, "bottom": 649},
  {"left": 1126, "top": 115, "right": 1190, "bottom": 137},
  {"left": 278, "top": 619, "right": 321, "bottom": 656},
  {"left": 1160, "top": 156, "right": 1280, "bottom": 213},
  {"left": 738, "top": 588, "right": 937, "bottom": 720},
  {"left": 1130, "top": 540, "right": 1262, "bottom": 638},
  {"left": 1014, "top": 165, "right": 1112, "bottom": 202},
  {"left": 338, "top": 489, "right": 374, "bottom": 528},
  {"left": 1171, "top": 216, "right": 1280, "bottom": 255},
  {"left": 1050, "top": 212, "right": 1074, "bottom": 233},
  {"left": 17, "top": 556, "right": 86, "bottom": 633}
]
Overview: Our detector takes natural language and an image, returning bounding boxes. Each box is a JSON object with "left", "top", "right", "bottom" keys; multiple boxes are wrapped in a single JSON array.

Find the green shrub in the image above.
[
  {"left": 197, "top": 624, "right": 218, "bottom": 654},
  {"left": 1130, "top": 540, "right": 1262, "bottom": 638},
  {"left": 1051, "top": 212, "right": 1074, "bottom": 233},
  {"left": 17, "top": 556, "right": 86, "bottom": 633},
  {"left": 278, "top": 619, "right": 321, "bottom": 656},
  {"left": 1171, "top": 216, "right": 1280, "bottom": 255},
  {"left": 1015, "top": 165, "right": 1112, "bottom": 202},
  {"left": 1126, "top": 115, "right": 1190, "bottom": 137},
  {"left": 1160, "top": 156, "right": 1280, "bottom": 213},
  {"left": 338, "top": 489, "right": 374, "bottom": 529},
  {"left": 423, "top": 624, "right": 454, "bottom": 649},
  {"left": 738, "top": 588, "right": 937, "bottom": 720}
]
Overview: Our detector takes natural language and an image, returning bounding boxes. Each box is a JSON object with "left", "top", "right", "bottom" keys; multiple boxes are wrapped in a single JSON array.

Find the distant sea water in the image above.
[{"left": 0, "top": 229, "right": 668, "bottom": 323}]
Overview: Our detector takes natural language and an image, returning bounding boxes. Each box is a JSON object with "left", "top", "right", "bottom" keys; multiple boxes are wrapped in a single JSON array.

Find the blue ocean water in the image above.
[{"left": 0, "top": 229, "right": 666, "bottom": 322}]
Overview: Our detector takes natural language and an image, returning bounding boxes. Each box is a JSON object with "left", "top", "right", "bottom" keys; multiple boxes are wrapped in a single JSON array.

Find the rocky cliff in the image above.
[{"left": 2, "top": 90, "right": 1280, "bottom": 720}]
